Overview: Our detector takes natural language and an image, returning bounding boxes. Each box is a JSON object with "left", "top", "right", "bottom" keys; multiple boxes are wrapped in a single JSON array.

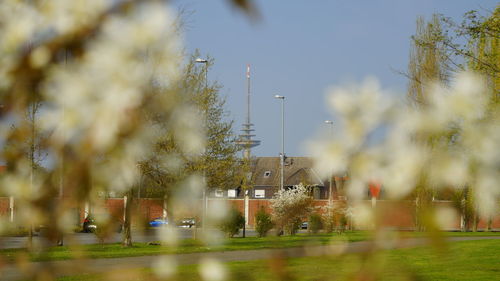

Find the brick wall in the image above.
[
  {"left": 1, "top": 197, "right": 499, "bottom": 230},
  {"left": 248, "top": 199, "right": 271, "bottom": 225},
  {"left": 78, "top": 198, "right": 165, "bottom": 223},
  {"left": 137, "top": 199, "right": 164, "bottom": 220},
  {"left": 0, "top": 197, "right": 9, "bottom": 217}
]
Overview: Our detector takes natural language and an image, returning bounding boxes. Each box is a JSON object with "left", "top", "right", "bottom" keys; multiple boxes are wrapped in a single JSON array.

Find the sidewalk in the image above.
[{"left": 1, "top": 236, "right": 499, "bottom": 280}]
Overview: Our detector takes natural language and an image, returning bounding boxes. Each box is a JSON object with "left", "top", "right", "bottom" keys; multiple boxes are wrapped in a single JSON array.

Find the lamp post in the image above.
[
  {"left": 195, "top": 58, "right": 208, "bottom": 232},
  {"left": 274, "top": 95, "right": 285, "bottom": 191},
  {"left": 324, "top": 120, "right": 333, "bottom": 136},
  {"left": 1, "top": 104, "right": 14, "bottom": 223},
  {"left": 195, "top": 58, "right": 208, "bottom": 89},
  {"left": 324, "top": 120, "right": 334, "bottom": 202}
]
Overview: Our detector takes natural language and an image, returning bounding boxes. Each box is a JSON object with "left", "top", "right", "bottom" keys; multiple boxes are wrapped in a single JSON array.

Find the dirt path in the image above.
[{"left": 1, "top": 236, "right": 499, "bottom": 280}]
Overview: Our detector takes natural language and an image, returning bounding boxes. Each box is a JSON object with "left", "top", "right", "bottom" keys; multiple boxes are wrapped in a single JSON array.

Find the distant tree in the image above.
[
  {"left": 3, "top": 98, "right": 48, "bottom": 246},
  {"left": 184, "top": 53, "right": 242, "bottom": 192},
  {"left": 461, "top": 7, "right": 499, "bottom": 111},
  {"left": 139, "top": 52, "right": 241, "bottom": 230},
  {"left": 412, "top": 7, "right": 499, "bottom": 105},
  {"left": 406, "top": 15, "right": 450, "bottom": 107},
  {"left": 440, "top": 7, "right": 499, "bottom": 96},
  {"left": 402, "top": 10, "right": 499, "bottom": 232},
  {"left": 409, "top": 7, "right": 500, "bottom": 231}
]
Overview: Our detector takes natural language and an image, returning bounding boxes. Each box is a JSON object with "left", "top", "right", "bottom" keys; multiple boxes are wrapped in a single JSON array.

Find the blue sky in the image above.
[{"left": 174, "top": 0, "right": 498, "bottom": 157}]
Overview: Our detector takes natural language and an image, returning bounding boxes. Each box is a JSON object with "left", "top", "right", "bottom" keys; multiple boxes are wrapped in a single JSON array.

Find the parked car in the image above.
[
  {"left": 82, "top": 217, "right": 97, "bottom": 233},
  {"left": 82, "top": 216, "right": 122, "bottom": 233},
  {"left": 301, "top": 221, "right": 308, "bottom": 229},
  {"left": 149, "top": 218, "right": 168, "bottom": 227},
  {"left": 178, "top": 218, "right": 196, "bottom": 228}
]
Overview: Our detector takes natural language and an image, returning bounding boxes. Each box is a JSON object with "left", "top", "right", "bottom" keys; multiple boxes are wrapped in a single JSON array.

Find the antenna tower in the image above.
[{"left": 236, "top": 64, "right": 260, "bottom": 159}]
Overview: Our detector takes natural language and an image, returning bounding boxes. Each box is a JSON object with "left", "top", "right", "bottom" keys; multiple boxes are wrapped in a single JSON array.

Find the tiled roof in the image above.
[{"left": 251, "top": 157, "right": 324, "bottom": 187}]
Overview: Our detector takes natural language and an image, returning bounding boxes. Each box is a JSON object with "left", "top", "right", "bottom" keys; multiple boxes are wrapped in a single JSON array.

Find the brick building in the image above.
[{"left": 208, "top": 156, "right": 338, "bottom": 200}]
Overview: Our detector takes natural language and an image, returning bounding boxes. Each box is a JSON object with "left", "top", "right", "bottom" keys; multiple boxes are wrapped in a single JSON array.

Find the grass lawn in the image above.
[
  {"left": 0, "top": 231, "right": 369, "bottom": 262},
  {"left": 57, "top": 239, "right": 500, "bottom": 281},
  {"left": 1, "top": 231, "right": 498, "bottom": 262}
]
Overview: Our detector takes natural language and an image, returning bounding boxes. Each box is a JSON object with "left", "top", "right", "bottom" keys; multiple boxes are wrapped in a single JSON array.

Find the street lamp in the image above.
[
  {"left": 324, "top": 120, "right": 334, "bottom": 202},
  {"left": 324, "top": 120, "right": 333, "bottom": 135},
  {"left": 274, "top": 95, "right": 285, "bottom": 191},
  {"left": 195, "top": 58, "right": 208, "bottom": 88},
  {"left": 195, "top": 57, "right": 209, "bottom": 232}
]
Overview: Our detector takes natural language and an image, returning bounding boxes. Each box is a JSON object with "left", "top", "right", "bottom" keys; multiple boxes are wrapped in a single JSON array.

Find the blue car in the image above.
[{"left": 149, "top": 218, "right": 168, "bottom": 227}]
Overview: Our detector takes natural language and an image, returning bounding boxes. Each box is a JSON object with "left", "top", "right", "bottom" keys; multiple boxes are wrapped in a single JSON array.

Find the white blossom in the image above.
[
  {"left": 152, "top": 255, "right": 178, "bottom": 279},
  {"left": 310, "top": 72, "right": 499, "bottom": 219},
  {"left": 199, "top": 258, "right": 228, "bottom": 281},
  {"left": 271, "top": 183, "right": 313, "bottom": 234}
]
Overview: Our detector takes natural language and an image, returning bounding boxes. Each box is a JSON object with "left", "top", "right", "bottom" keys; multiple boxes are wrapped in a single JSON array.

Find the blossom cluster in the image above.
[
  {"left": 309, "top": 73, "right": 499, "bottom": 219},
  {"left": 0, "top": 0, "right": 207, "bottom": 236},
  {"left": 271, "top": 183, "right": 313, "bottom": 234}
]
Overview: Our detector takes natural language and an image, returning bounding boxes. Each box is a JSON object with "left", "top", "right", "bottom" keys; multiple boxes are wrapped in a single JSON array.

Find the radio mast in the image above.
[{"left": 236, "top": 64, "right": 260, "bottom": 159}]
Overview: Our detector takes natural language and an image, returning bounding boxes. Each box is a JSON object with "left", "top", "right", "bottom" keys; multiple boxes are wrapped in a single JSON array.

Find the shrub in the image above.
[
  {"left": 271, "top": 183, "right": 313, "bottom": 236},
  {"left": 308, "top": 213, "right": 323, "bottom": 234},
  {"left": 255, "top": 207, "right": 273, "bottom": 237},
  {"left": 322, "top": 206, "right": 337, "bottom": 233},
  {"left": 321, "top": 201, "right": 350, "bottom": 233},
  {"left": 219, "top": 208, "right": 245, "bottom": 238},
  {"left": 0, "top": 224, "right": 30, "bottom": 237}
]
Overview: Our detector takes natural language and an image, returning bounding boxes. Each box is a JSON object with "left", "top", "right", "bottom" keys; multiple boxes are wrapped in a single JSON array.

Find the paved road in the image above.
[
  {"left": 0, "top": 228, "right": 260, "bottom": 249},
  {"left": 1, "top": 236, "right": 499, "bottom": 280}
]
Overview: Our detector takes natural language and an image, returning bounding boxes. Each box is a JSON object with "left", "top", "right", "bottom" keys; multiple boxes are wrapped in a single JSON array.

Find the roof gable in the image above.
[{"left": 251, "top": 157, "right": 323, "bottom": 187}]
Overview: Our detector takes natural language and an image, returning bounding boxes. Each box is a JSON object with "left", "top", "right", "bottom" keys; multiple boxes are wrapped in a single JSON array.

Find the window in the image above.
[
  {"left": 227, "top": 189, "right": 236, "bottom": 198},
  {"left": 263, "top": 171, "right": 271, "bottom": 178},
  {"left": 215, "top": 189, "right": 224, "bottom": 198},
  {"left": 254, "top": 189, "right": 265, "bottom": 198}
]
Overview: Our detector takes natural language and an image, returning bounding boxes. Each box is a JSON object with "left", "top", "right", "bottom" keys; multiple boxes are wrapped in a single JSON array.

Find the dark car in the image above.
[
  {"left": 82, "top": 216, "right": 122, "bottom": 233},
  {"left": 82, "top": 217, "right": 97, "bottom": 233}
]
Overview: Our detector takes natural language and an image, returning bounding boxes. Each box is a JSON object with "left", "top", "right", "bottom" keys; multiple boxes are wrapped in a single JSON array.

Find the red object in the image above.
[{"left": 369, "top": 181, "right": 381, "bottom": 198}]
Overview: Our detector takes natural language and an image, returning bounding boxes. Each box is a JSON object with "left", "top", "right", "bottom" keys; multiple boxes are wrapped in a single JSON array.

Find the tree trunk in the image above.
[
  {"left": 415, "top": 197, "right": 421, "bottom": 231},
  {"left": 460, "top": 198, "right": 466, "bottom": 232},
  {"left": 57, "top": 232, "right": 64, "bottom": 246},
  {"left": 9, "top": 196, "right": 14, "bottom": 223},
  {"left": 122, "top": 192, "right": 133, "bottom": 247},
  {"left": 29, "top": 104, "right": 35, "bottom": 248},
  {"left": 27, "top": 226, "right": 33, "bottom": 250},
  {"left": 472, "top": 212, "right": 478, "bottom": 232}
]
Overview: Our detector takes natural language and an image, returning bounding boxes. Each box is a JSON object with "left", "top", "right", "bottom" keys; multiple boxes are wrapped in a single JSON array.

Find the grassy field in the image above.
[
  {"left": 57, "top": 239, "right": 500, "bottom": 281},
  {"left": 1, "top": 231, "right": 498, "bottom": 262},
  {"left": 1, "top": 232, "right": 369, "bottom": 262}
]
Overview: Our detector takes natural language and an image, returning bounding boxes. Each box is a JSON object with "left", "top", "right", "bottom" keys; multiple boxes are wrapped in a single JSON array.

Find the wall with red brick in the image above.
[
  {"left": 227, "top": 199, "right": 244, "bottom": 211},
  {"left": 479, "top": 216, "right": 500, "bottom": 229},
  {"left": 105, "top": 198, "right": 125, "bottom": 221},
  {"left": 1, "top": 197, "right": 499, "bottom": 231},
  {"left": 248, "top": 200, "right": 271, "bottom": 225},
  {"left": 373, "top": 200, "right": 415, "bottom": 229},
  {"left": 137, "top": 199, "right": 164, "bottom": 220},
  {"left": 0, "top": 197, "right": 9, "bottom": 217},
  {"left": 224, "top": 198, "right": 500, "bottom": 230},
  {"left": 78, "top": 198, "right": 165, "bottom": 224}
]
